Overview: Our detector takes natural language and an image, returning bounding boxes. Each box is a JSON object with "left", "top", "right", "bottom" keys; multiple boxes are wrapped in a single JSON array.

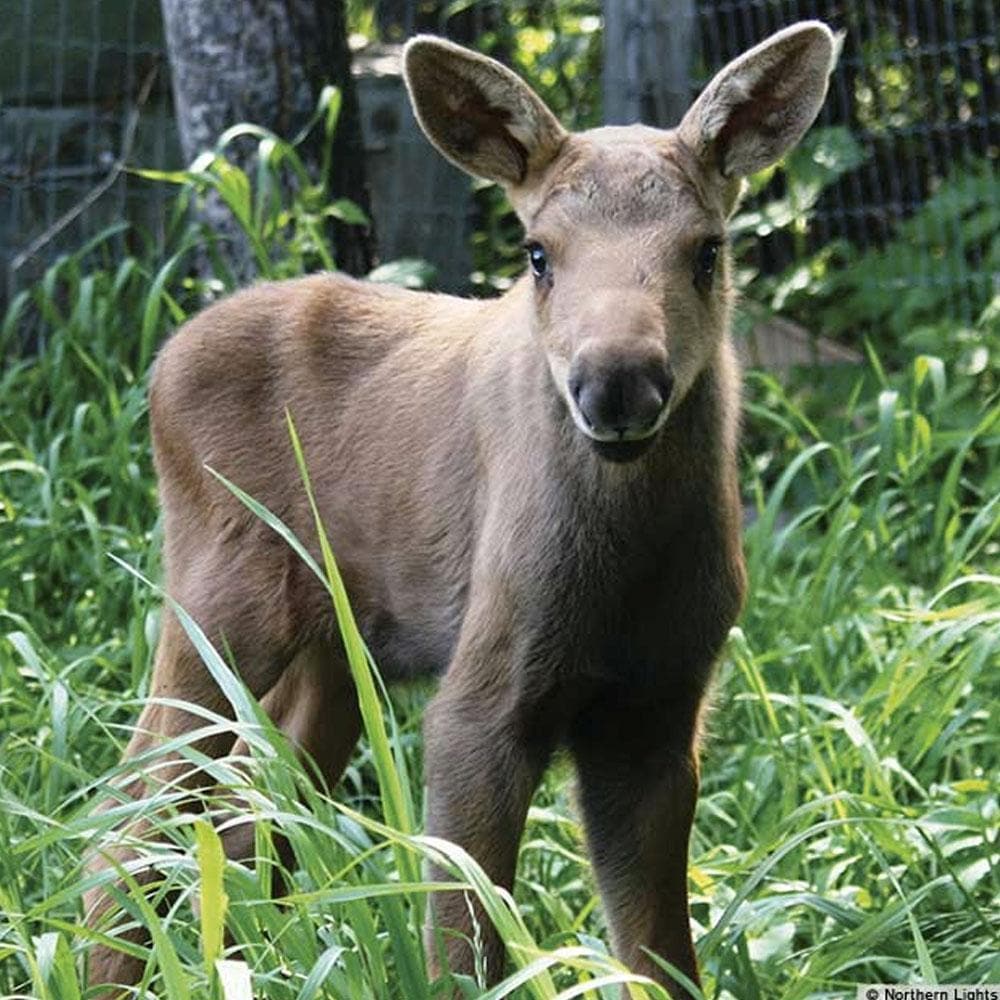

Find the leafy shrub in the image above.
[{"left": 742, "top": 150, "right": 998, "bottom": 369}]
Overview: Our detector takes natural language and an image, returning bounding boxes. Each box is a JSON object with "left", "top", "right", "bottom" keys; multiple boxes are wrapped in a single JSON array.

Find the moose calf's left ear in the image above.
[
  {"left": 403, "top": 36, "right": 567, "bottom": 189},
  {"left": 678, "top": 21, "right": 840, "bottom": 180}
]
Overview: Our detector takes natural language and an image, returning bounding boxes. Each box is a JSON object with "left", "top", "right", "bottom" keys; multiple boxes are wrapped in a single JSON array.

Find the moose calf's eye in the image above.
[
  {"left": 526, "top": 242, "right": 549, "bottom": 280},
  {"left": 695, "top": 239, "right": 722, "bottom": 291}
]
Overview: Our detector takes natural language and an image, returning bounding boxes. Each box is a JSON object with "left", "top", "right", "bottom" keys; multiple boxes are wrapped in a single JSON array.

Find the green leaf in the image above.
[
  {"left": 367, "top": 258, "right": 437, "bottom": 289},
  {"left": 32, "top": 932, "right": 81, "bottom": 1000},
  {"left": 326, "top": 198, "right": 370, "bottom": 226},
  {"left": 129, "top": 167, "right": 200, "bottom": 185},
  {"left": 319, "top": 85, "right": 343, "bottom": 139},
  {"left": 195, "top": 820, "right": 228, "bottom": 975}
]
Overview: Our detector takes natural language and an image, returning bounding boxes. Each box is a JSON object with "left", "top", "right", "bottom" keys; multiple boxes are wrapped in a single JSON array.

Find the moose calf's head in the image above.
[{"left": 404, "top": 23, "right": 838, "bottom": 460}]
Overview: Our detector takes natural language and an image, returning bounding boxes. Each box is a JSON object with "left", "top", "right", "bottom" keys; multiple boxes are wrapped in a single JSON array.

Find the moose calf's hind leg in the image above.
[
  {"left": 85, "top": 609, "right": 292, "bottom": 994},
  {"left": 221, "top": 641, "right": 362, "bottom": 867}
]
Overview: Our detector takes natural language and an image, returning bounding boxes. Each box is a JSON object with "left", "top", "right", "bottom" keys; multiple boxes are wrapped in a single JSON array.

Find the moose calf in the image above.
[{"left": 87, "top": 21, "right": 837, "bottom": 997}]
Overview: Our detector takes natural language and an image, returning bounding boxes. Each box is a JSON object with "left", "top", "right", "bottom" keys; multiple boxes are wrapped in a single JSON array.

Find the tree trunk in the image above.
[
  {"left": 603, "top": 0, "right": 696, "bottom": 127},
  {"left": 160, "top": 0, "right": 373, "bottom": 278}
]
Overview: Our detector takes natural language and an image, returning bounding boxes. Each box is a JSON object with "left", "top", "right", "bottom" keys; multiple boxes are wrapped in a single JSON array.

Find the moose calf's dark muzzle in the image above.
[{"left": 568, "top": 350, "right": 674, "bottom": 441}]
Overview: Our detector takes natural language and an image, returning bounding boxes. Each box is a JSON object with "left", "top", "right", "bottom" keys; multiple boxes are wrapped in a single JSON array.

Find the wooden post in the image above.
[
  {"left": 602, "top": 0, "right": 696, "bottom": 127},
  {"left": 354, "top": 46, "right": 473, "bottom": 292}
]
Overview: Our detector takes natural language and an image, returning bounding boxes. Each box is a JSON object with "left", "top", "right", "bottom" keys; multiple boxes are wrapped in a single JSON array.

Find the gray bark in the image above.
[
  {"left": 160, "top": 0, "right": 373, "bottom": 278},
  {"left": 603, "top": 0, "right": 697, "bottom": 127}
]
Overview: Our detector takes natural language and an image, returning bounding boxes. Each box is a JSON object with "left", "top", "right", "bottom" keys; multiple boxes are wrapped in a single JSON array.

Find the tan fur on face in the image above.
[
  {"left": 521, "top": 131, "right": 733, "bottom": 425},
  {"left": 86, "top": 24, "right": 837, "bottom": 1000}
]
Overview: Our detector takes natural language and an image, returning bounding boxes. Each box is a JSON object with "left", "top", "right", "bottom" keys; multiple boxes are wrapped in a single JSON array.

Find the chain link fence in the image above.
[
  {"left": 2, "top": 0, "right": 997, "bottom": 336},
  {"left": 696, "top": 0, "right": 998, "bottom": 337},
  {"left": 1, "top": 0, "right": 176, "bottom": 306}
]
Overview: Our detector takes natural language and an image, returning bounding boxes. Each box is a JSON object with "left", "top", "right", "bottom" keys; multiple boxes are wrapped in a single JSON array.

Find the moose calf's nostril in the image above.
[
  {"left": 633, "top": 379, "right": 667, "bottom": 431},
  {"left": 659, "top": 368, "right": 675, "bottom": 405}
]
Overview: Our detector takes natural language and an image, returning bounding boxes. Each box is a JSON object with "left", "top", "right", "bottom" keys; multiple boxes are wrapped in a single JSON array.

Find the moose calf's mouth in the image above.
[{"left": 566, "top": 390, "right": 671, "bottom": 463}]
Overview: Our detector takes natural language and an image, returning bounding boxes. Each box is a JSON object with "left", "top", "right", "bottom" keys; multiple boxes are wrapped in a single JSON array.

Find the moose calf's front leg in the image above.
[
  {"left": 571, "top": 692, "right": 704, "bottom": 1000},
  {"left": 423, "top": 674, "right": 550, "bottom": 987}
]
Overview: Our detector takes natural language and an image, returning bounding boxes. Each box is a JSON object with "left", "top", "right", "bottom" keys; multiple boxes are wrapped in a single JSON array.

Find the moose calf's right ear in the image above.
[
  {"left": 403, "top": 36, "right": 567, "bottom": 188},
  {"left": 678, "top": 21, "right": 839, "bottom": 181}
]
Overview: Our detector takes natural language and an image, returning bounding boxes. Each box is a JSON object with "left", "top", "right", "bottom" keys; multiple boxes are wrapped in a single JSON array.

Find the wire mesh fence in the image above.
[
  {"left": 2, "top": 0, "right": 997, "bottom": 338},
  {"left": 695, "top": 0, "right": 998, "bottom": 337},
  {"left": 0, "top": 0, "right": 176, "bottom": 307}
]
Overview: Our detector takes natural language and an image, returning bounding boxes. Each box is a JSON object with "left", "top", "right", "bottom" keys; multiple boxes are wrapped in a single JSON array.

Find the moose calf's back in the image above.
[{"left": 151, "top": 272, "right": 498, "bottom": 678}]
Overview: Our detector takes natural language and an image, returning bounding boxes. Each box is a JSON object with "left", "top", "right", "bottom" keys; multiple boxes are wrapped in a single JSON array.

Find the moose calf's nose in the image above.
[{"left": 568, "top": 353, "right": 674, "bottom": 440}]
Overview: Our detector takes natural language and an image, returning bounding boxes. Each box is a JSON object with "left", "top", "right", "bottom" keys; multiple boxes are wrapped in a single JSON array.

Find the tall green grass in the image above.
[{"left": 1, "top": 205, "right": 997, "bottom": 996}]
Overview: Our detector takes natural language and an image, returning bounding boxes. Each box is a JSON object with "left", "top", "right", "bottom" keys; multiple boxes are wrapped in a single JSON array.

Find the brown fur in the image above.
[{"left": 85, "top": 22, "right": 837, "bottom": 998}]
